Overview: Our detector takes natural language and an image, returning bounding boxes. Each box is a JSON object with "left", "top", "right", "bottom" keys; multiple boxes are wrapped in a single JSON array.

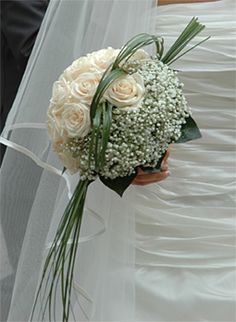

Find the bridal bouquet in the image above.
[{"left": 33, "top": 18, "right": 208, "bottom": 321}]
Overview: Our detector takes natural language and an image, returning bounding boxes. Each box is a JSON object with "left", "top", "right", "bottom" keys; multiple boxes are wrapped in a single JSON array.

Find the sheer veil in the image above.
[{"left": 0, "top": 1, "right": 155, "bottom": 321}]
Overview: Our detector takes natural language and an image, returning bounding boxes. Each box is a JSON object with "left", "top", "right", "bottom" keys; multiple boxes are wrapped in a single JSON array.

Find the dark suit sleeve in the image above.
[{"left": 1, "top": 0, "right": 49, "bottom": 65}]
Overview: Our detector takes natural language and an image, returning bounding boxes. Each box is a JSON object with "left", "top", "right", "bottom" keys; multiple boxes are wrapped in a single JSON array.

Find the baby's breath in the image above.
[{"left": 64, "top": 57, "right": 190, "bottom": 180}]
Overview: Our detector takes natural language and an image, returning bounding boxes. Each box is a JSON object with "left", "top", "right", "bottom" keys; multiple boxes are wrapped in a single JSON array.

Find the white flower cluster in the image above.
[{"left": 47, "top": 48, "right": 190, "bottom": 178}]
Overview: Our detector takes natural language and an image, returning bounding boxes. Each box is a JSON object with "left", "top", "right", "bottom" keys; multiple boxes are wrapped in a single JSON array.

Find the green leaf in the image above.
[
  {"left": 176, "top": 115, "right": 202, "bottom": 144},
  {"left": 99, "top": 102, "right": 113, "bottom": 167},
  {"left": 93, "top": 106, "right": 103, "bottom": 169},
  {"left": 90, "top": 68, "right": 126, "bottom": 120},
  {"left": 100, "top": 170, "right": 138, "bottom": 197},
  {"left": 62, "top": 167, "right": 67, "bottom": 175},
  {"left": 31, "top": 179, "right": 92, "bottom": 322},
  {"left": 140, "top": 151, "right": 167, "bottom": 173},
  {"left": 168, "top": 35, "right": 210, "bottom": 65},
  {"left": 113, "top": 33, "right": 152, "bottom": 67},
  {"left": 89, "top": 102, "right": 113, "bottom": 171},
  {"left": 161, "top": 17, "right": 206, "bottom": 65},
  {"left": 156, "top": 37, "right": 164, "bottom": 59},
  {"left": 89, "top": 104, "right": 102, "bottom": 168},
  {"left": 113, "top": 33, "right": 163, "bottom": 68}
]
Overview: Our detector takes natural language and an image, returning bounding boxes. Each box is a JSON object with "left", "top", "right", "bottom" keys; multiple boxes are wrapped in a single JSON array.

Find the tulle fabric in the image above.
[
  {"left": 1, "top": 0, "right": 235, "bottom": 321},
  {"left": 0, "top": 1, "right": 155, "bottom": 321}
]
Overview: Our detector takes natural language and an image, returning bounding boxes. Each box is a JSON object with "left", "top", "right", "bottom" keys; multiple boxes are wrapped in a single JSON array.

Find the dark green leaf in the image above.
[
  {"left": 140, "top": 151, "right": 167, "bottom": 173},
  {"left": 176, "top": 115, "right": 202, "bottom": 143},
  {"left": 100, "top": 170, "right": 138, "bottom": 197},
  {"left": 62, "top": 167, "right": 67, "bottom": 175}
]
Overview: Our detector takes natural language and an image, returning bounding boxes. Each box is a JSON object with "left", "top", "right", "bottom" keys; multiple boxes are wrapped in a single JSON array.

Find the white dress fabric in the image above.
[
  {"left": 0, "top": 0, "right": 235, "bottom": 321},
  {"left": 133, "top": 1, "right": 236, "bottom": 321}
]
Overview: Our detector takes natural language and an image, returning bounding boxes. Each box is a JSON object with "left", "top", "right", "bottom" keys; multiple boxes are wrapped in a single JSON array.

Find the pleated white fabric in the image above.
[{"left": 133, "top": 1, "right": 236, "bottom": 320}]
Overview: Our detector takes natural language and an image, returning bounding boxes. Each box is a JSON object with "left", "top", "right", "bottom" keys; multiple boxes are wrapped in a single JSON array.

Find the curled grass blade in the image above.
[
  {"left": 90, "top": 68, "right": 126, "bottom": 121},
  {"left": 113, "top": 33, "right": 158, "bottom": 68},
  {"left": 168, "top": 35, "right": 210, "bottom": 65},
  {"left": 99, "top": 102, "right": 113, "bottom": 167},
  {"left": 31, "top": 180, "right": 91, "bottom": 322},
  {"left": 89, "top": 104, "right": 102, "bottom": 169}
]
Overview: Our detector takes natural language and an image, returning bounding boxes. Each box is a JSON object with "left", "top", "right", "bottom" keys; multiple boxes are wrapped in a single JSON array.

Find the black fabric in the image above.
[{"left": 0, "top": 0, "right": 49, "bottom": 161}]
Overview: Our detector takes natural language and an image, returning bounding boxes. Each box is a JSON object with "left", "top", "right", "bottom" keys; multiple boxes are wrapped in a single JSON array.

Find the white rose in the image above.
[
  {"left": 57, "top": 150, "right": 80, "bottom": 174},
  {"left": 105, "top": 73, "right": 145, "bottom": 108},
  {"left": 47, "top": 119, "right": 62, "bottom": 143},
  {"left": 47, "top": 103, "right": 68, "bottom": 138},
  {"left": 61, "top": 56, "right": 99, "bottom": 82},
  {"left": 50, "top": 78, "right": 70, "bottom": 105},
  {"left": 47, "top": 107, "right": 70, "bottom": 156},
  {"left": 129, "top": 49, "right": 150, "bottom": 62},
  {"left": 62, "top": 103, "right": 90, "bottom": 138},
  {"left": 70, "top": 72, "right": 101, "bottom": 104},
  {"left": 88, "top": 47, "right": 120, "bottom": 71}
]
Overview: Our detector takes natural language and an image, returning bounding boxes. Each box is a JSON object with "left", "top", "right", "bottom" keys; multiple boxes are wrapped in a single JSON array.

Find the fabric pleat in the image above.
[{"left": 134, "top": 1, "right": 236, "bottom": 321}]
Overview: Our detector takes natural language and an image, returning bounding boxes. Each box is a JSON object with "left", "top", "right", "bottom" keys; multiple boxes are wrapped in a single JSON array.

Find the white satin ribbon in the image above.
[
  {"left": 1, "top": 123, "right": 74, "bottom": 194},
  {"left": 1, "top": 122, "right": 46, "bottom": 135},
  {"left": 0, "top": 135, "right": 74, "bottom": 197}
]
